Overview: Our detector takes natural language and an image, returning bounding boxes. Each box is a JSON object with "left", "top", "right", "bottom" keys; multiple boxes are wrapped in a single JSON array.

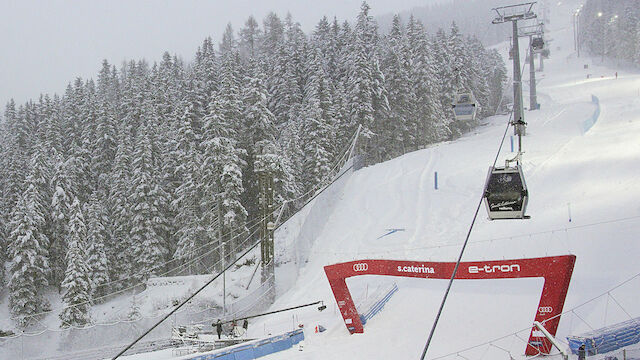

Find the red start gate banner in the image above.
[{"left": 324, "top": 255, "right": 576, "bottom": 356}]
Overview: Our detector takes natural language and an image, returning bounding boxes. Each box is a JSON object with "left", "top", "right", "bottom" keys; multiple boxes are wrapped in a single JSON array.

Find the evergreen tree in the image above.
[
  {"left": 407, "top": 16, "right": 449, "bottom": 146},
  {"left": 7, "top": 185, "right": 50, "bottom": 327},
  {"left": 50, "top": 155, "right": 79, "bottom": 289},
  {"left": 108, "top": 125, "right": 134, "bottom": 288},
  {"left": 240, "top": 16, "right": 261, "bottom": 60},
  {"left": 241, "top": 62, "right": 278, "bottom": 219},
  {"left": 347, "top": 2, "right": 389, "bottom": 162},
  {"left": 129, "top": 122, "right": 168, "bottom": 281},
  {"left": 302, "top": 50, "right": 334, "bottom": 193},
  {"left": 84, "top": 194, "right": 110, "bottom": 299},
  {"left": 381, "top": 15, "right": 414, "bottom": 156},
  {"left": 201, "top": 97, "right": 247, "bottom": 263},
  {"left": 59, "top": 197, "right": 92, "bottom": 328}
]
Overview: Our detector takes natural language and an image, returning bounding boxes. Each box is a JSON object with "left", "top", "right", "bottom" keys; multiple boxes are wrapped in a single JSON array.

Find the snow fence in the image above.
[
  {"left": 356, "top": 283, "right": 399, "bottom": 326},
  {"left": 567, "top": 316, "right": 640, "bottom": 356},
  {"left": 187, "top": 329, "right": 304, "bottom": 360}
]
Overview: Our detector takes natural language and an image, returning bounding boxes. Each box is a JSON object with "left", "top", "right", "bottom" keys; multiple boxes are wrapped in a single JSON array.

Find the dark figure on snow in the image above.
[
  {"left": 578, "top": 344, "right": 586, "bottom": 360},
  {"left": 215, "top": 319, "right": 222, "bottom": 339}
]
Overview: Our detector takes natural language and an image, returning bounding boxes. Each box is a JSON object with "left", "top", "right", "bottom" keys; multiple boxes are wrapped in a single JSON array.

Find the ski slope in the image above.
[
  {"left": 244, "top": 1, "right": 640, "bottom": 359},
  {"left": 123, "top": 1, "right": 640, "bottom": 359}
]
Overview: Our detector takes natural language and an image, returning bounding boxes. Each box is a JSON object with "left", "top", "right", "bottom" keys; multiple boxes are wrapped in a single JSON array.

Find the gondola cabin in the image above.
[
  {"left": 452, "top": 93, "right": 477, "bottom": 121},
  {"left": 532, "top": 37, "right": 544, "bottom": 52},
  {"left": 541, "top": 47, "right": 550, "bottom": 59},
  {"left": 483, "top": 165, "right": 529, "bottom": 220}
]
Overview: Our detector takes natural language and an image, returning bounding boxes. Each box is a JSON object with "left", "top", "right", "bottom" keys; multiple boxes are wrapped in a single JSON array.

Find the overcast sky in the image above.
[{"left": 0, "top": 0, "right": 447, "bottom": 110}]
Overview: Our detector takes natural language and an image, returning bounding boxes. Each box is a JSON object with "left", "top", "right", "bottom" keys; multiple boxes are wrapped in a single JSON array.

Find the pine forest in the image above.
[{"left": 0, "top": 2, "right": 507, "bottom": 328}]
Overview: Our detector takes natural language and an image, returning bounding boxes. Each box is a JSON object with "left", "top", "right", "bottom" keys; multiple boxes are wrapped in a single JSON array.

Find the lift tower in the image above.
[
  {"left": 519, "top": 22, "right": 545, "bottom": 111},
  {"left": 492, "top": 2, "right": 537, "bottom": 140},
  {"left": 258, "top": 169, "right": 275, "bottom": 286}
]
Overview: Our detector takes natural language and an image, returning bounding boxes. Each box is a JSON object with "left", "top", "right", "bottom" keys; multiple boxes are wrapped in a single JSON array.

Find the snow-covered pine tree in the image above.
[
  {"left": 241, "top": 61, "right": 279, "bottom": 219},
  {"left": 483, "top": 48, "right": 508, "bottom": 116},
  {"left": 91, "top": 95, "right": 117, "bottom": 200},
  {"left": 201, "top": 96, "right": 247, "bottom": 267},
  {"left": 448, "top": 22, "right": 469, "bottom": 93},
  {"left": 220, "top": 23, "right": 237, "bottom": 56},
  {"left": 1, "top": 101, "right": 29, "bottom": 221},
  {"left": 7, "top": 183, "right": 50, "bottom": 328},
  {"left": 129, "top": 121, "right": 168, "bottom": 281},
  {"left": 432, "top": 27, "right": 456, "bottom": 127},
  {"left": 108, "top": 124, "right": 134, "bottom": 289},
  {"left": 173, "top": 147, "right": 208, "bottom": 275},
  {"left": 347, "top": 2, "right": 389, "bottom": 163},
  {"left": 59, "top": 197, "right": 92, "bottom": 328},
  {"left": 381, "top": 15, "right": 414, "bottom": 157},
  {"left": 240, "top": 16, "right": 261, "bottom": 60},
  {"left": 74, "top": 79, "right": 99, "bottom": 202},
  {"left": 466, "top": 36, "right": 490, "bottom": 121},
  {"left": 406, "top": 16, "right": 449, "bottom": 146},
  {"left": 84, "top": 194, "right": 110, "bottom": 299},
  {"left": 50, "top": 155, "right": 79, "bottom": 289},
  {"left": 302, "top": 49, "right": 334, "bottom": 194}
]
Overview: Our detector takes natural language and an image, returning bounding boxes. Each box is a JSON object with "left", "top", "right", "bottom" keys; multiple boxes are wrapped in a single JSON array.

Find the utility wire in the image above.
[{"left": 431, "top": 271, "right": 640, "bottom": 360}]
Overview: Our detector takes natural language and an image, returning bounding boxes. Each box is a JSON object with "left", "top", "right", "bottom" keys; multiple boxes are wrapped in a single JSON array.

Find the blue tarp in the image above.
[
  {"left": 567, "top": 317, "right": 640, "bottom": 355},
  {"left": 187, "top": 329, "right": 303, "bottom": 360}
]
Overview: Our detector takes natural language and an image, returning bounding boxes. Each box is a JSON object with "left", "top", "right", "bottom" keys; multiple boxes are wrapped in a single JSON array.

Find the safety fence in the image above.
[
  {"left": 188, "top": 329, "right": 304, "bottom": 360},
  {"left": 583, "top": 95, "right": 600, "bottom": 133},
  {"left": 278, "top": 156, "right": 358, "bottom": 293},
  {"left": 357, "top": 283, "right": 399, "bottom": 325},
  {"left": 219, "top": 276, "right": 275, "bottom": 323},
  {"left": 0, "top": 277, "right": 275, "bottom": 360}
]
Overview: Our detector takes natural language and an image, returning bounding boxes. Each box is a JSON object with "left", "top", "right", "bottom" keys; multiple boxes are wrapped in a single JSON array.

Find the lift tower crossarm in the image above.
[{"left": 492, "top": 2, "right": 537, "bottom": 24}]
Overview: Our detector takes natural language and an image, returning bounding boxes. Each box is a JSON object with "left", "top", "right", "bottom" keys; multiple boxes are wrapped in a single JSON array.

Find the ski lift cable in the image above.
[
  {"left": 90, "top": 208, "right": 268, "bottom": 291},
  {"left": 3, "top": 224, "right": 262, "bottom": 324},
  {"left": 111, "top": 238, "right": 263, "bottom": 360},
  {"left": 420, "top": 110, "right": 515, "bottom": 360},
  {"left": 607, "top": 293, "right": 640, "bottom": 326},
  {"left": 571, "top": 310, "right": 596, "bottom": 331}
]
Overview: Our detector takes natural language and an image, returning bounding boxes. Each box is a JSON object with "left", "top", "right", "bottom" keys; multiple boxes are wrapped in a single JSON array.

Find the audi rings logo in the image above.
[
  {"left": 538, "top": 306, "right": 553, "bottom": 314},
  {"left": 353, "top": 263, "right": 369, "bottom": 272}
]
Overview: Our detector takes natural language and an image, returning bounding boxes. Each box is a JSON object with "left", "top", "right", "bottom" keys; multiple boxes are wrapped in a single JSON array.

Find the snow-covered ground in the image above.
[
  {"left": 123, "top": 0, "right": 640, "bottom": 359},
  {"left": 236, "top": 1, "right": 640, "bottom": 359},
  {"left": 5, "top": 0, "right": 640, "bottom": 358}
]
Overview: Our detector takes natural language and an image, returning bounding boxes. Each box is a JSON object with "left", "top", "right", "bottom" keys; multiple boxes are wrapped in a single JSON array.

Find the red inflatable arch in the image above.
[{"left": 324, "top": 255, "right": 575, "bottom": 356}]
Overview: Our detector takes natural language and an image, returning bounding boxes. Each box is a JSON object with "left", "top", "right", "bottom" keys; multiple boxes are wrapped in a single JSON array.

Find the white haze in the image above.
[{"left": 0, "top": 0, "right": 449, "bottom": 111}]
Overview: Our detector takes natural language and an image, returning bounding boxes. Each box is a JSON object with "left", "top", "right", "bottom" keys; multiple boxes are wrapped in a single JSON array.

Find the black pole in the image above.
[
  {"left": 112, "top": 239, "right": 261, "bottom": 360},
  {"left": 217, "top": 301, "right": 324, "bottom": 326}
]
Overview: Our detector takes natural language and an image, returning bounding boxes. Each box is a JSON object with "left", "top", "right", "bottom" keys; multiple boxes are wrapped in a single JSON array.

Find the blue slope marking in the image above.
[{"left": 377, "top": 228, "right": 405, "bottom": 239}]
